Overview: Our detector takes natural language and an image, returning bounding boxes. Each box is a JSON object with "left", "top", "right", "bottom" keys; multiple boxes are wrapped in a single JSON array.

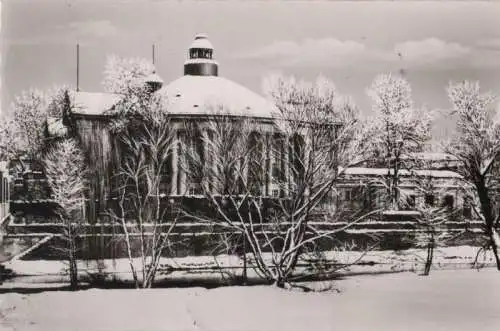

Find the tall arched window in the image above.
[
  {"left": 289, "top": 133, "right": 306, "bottom": 187},
  {"left": 179, "top": 126, "right": 205, "bottom": 196},
  {"left": 159, "top": 150, "right": 173, "bottom": 195},
  {"left": 188, "top": 130, "right": 204, "bottom": 195},
  {"left": 248, "top": 131, "right": 264, "bottom": 196},
  {"left": 269, "top": 133, "right": 287, "bottom": 197}
]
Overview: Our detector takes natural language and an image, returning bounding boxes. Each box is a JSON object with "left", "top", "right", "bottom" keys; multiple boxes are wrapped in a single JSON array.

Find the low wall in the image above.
[
  {"left": 3, "top": 212, "right": 486, "bottom": 261},
  {"left": 9, "top": 228, "right": 481, "bottom": 261}
]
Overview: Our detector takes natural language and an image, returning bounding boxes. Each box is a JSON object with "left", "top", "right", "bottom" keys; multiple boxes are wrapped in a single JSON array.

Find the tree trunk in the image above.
[
  {"left": 423, "top": 242, "right": 432, "bottom": 276},
  {"left": 68, "top": 229, "right": 78, "bottom": 290},
  {"left": 242, "top": 234, "right": 247, "bottom": 285},
  {"left": 119, "top": 204, "right": 140, "bottom": 288},
  {"left": 386, "top": 174, "right": 399, "bottom": 210},
  {"left": 475, "top": 179, "right": 500, "bottom": 270},
  {"left": 429, "top": 245, "right": 434, "bottom": 275},
  {"left": 429, "top": 245, "right": 434, "bottom": 273},
  {"left": 274, "top": 279, "right": 286, "bottom": 289},
  {"left": 69, "top": 255, "right": 78, "bottom": 290},
  {"left": 488, "top": 227, "right": 500, "bottom": 271},
  {"left": 391, "top": 161, "right": 400, "bottom": 210}
]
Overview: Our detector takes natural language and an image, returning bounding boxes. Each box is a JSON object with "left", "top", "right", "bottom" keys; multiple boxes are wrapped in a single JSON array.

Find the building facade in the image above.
[{"left": 66, "top": 34, "right": 289, "bottom": 223}]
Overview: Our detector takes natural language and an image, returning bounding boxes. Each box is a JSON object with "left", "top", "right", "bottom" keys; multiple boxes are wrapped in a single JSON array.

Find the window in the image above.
[
  {"left": 187, "top": 184, "right": 201, "bottom": 196},
  {"left": 271, "top": 133, "right": 285, "bottom": 184},
  {"left": 375, "top": 191, "right": 386, "bottom": 208},
  {"left": 203, "top": 50, "right": 212, "bottom": 59},
  {"left": 271, "top": 163, "right": 282, "bottom": 182},
  {"left": 463, "top": 205, "right": 472, "bottom": 218},
  {"left": 289, "top": 134, "right": 305, "bottom": 183},
  {"left": 443, "top": 195, "right": 454, "bottom": 209},
  {"left": 425, "top": 194, "right": 435, "bottom": 206},
  {"left": 181, "top": 127, "right": 204, "bottom": 196},
  {"left": 322, "top": 190, "right": 337, "bottom": 206},
  {"left": 463, "top": 197, "right": 472, "bottom": 218},
  {"left": 344, "top": 189, "right": 353, "bottom": 201},
  {"left": 350, "top": 187, "right": 364, "bottom": 201},
  {"left": 190, "top": 48, "right": 212, "bottom": 59},
  {"left": 248, "top": 132, "right": 264, "bottom": 195},
  {"left": 406, "top": 195, "right": 416, "bottom": 209}
]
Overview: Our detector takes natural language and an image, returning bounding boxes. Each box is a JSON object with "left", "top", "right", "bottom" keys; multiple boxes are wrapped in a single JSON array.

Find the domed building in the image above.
[
  {"left": 66, "top": 33, "right": 281, "bottom": 222},
  {"left": 2, "top": 34, "right": 478, "bottom": 258}
]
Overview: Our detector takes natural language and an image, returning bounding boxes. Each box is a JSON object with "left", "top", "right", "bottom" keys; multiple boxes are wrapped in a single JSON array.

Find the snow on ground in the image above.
[
  {"left": 1, "top": 269, "right": 499, "bottom": 331},
  {"left": 2, "top": 245, "right": 496, "bottom": 285}
]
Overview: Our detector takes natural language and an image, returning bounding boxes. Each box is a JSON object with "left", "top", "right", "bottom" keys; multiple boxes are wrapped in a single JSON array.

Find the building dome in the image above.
[
  {"left": 162, "top": 33, "right": 277, "bottom": 119},
  {"left": 160, "top": 75, "right": 277, "bottom": 119}
]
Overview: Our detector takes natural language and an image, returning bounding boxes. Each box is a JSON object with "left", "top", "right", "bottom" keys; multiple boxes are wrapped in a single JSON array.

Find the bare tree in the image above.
[
  {"left": 413, "top": 207, "right": 450, "bottom": 276},
  {"left": 366, "top": 73, "right": 433, "bottom": 210},
  {"left": 111, "top": 110, "right": 178, "bottom": 288},
  {"left": 104, "top": 55, "right": 178, "bottom": 288},
  {"left": 43, "top": 139, "right": 87, "bottom": 290},
  {"left": 445, "top": 80, "right": 500, "bottom": 270},
  {"left": 181, "top": 75, "right": 377, "bottom": 287},
  {"left": 407, "top": 175, "right": 456, "bottom": 276}
]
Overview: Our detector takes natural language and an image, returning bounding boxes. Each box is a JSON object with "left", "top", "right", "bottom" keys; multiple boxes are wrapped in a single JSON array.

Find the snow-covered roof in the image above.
[
  {"left": 69, "top": 77, "right": 277, "bottom": 119},
  {"left": 160, "top": 75, "right": 278, "bottom": 119},
  {"left": 401, "top": 152, "right": 458, "bottom": 161},
  {"left": 414, "top": 169, "right": 462, "bottom": 178},
  {"left": 190, "top": 33, "right": 214, "bottom": 49},
  {"left": 72, "top": 91, "right": 122, "bottom": 115},
  {"left": 342, "top": 167, "right": 462, "bottom": 179}
]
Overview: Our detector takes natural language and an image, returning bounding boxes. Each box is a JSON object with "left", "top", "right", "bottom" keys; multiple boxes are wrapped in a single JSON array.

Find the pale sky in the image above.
[{"left": 2, "top": 0, "right": 500, "bottom": 141}]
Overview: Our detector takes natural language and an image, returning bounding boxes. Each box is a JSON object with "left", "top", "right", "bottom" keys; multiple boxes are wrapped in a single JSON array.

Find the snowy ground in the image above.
[
  {"left": 1, "top": 269, "right": 499, "bottom": 331},
  {"left": 1, "top": 245, "right": 497, "bottom": 285}
]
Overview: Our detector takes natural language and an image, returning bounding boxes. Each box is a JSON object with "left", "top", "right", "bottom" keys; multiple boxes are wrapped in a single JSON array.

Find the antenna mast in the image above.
[
  {"left": 152, "top": 44, "right": 156, "bottom": 66},
  {"left": 76, "top": 43, "right": 80, "bottom": 92}
]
